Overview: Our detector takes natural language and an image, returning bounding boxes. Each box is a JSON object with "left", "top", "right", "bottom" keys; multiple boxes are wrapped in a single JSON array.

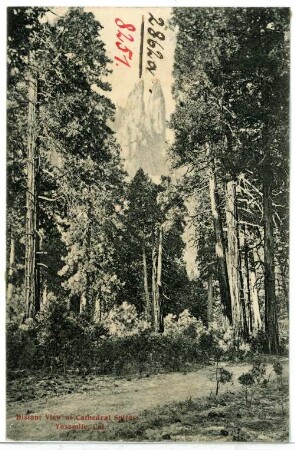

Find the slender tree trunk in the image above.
[
  {"left": 142, "top": 241, "right": 151, "bottom": 321},
  {"left": 80, "top": 293, "right": 87, "bottom": 314},
  {"left": 157, "top": 225, "right": 164, "bottom": 332},
  {"left": 263, "top": 182, "right": 280, "bottom": 354},
  {"left": 152, "top": 242, "right": 158, "bottom": 331},
  {"left": 274, "top": 260, "right": 288, "bottom": 315},
  {"left": 238, "top": 223, "right": 252, "bottom": 340},
  {"left": 241, "top": 224, "right": 258, "bottom": 337},
  {"left": 152, "top": 226, "right": 164, "bottom": 333},
  {"left": 206, "top": 146, "right": 232, "bottom": 323},
  {"left": 225, "top": 179, "right": 244, "bottom": 337},
  {"left": 249, "top": 253, "right": 262, "bottom": 334},
  {"left": 25, "top": 52, "right": 38, "bottom": 319},
  {"left": 35, "top": 168, "right": 41, "bottom": 314},
  {"left": 7, "top": 235, "right": 15, "bottom": 305},
  {"left": 251, "top": 246, "right": 263, "bottom": 333},
  {"left": 207, "top": 273, "right": 213, "bottom": 324},
  {"left": 84, "top": 203, "right": 94, "bottom": 317},
  {"left": 42, "top": 279, "right": 47, "bottom": 306},
  {"left": 243, "top": 242, "right": 253, "bottom": 335},
  {"left": 94, "top": 298, "right": 102, "bottom": 322}
]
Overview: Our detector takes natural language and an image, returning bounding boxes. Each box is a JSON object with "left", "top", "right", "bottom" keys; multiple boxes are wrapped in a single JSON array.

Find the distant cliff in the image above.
[{"left": 114, "top": 79, "right": 169, "bottom": 178}]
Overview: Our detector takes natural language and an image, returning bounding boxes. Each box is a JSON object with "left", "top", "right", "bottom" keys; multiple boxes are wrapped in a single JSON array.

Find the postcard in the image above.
[{"left": 6, "top": 6, "right": 290, "bottom": 442}]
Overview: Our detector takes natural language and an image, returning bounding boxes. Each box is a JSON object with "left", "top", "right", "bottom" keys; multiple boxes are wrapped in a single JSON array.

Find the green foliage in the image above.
[
  {"left": 32, "top": 297, "right": 107, "bottom": 372},
  {"left": 273, "top": 360, "right": 284, "bottom": 389},
  {"left": 169, "top": 6, "right": 289, "bottom": 352},
  {"left": 250, "top": 330, "right": 268, "bottom": 353},
  {"left": 103, "top": 302, "right": 151, "bottom": 337},
  {"left": 163, "top": 310, "right": 206, "bottom": 339},
  {"left": 273, "top": 361, "right": 283, "bottom": 376},
  {"left": 215, "top": 366, "right": 232, "bottom": 396},
  {"left": 7, "top": 298, "right": 278, "bottom": 380},
  {"left": 238, "top": 373, "right": 255, "bottom": 387},
  {"left": 7, "top": 7, "right": 126, "bottom": 321},
  {"left": 198, "top": 322, "right": 251, "bottom": 362},
  {"left": 7, "top": 302, "right": 209, "bottom": 377},
  {"left": 218, "top": 368, "right": 232, "bottom": 384},
  {"left": 238, "top": 371, "right": 255, "bottom": 406},
  {"left": 6, "top": 322, "right": 37, "bottom": 373},
  {"left": 118, "top": 169, "right": 190, "bottom": 317},
  {"left": 251, "top": 358, "right": 267, "bottom": 384}
]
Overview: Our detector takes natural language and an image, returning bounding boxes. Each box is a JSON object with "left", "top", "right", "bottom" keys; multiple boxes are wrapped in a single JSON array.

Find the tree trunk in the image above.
[
  {"left": 251, "top": 246, "right": 263, "bottom": 333},
  {"left": 152, "top": 242, "right": 158, "bottom": 330},
  {"left": 94, "top": 298, "right": 102, "bottom": 322},
  {"left": 80, "top": 293, "right": 87, "bottom": 314},
  {"left": 7, "top": 235, "right": 15, "bottom": 305},
  {"left": 84, "top": 204, "right": 94, "bottom": 316},
  {"left": 240, "top": 226, "right": 254, "bottom": 337},
  {"left": 142, "top": 241, "right": 151, "bottom": 321},
  {"left": 206, "top": 146, "right": 232, "bottom": 323},
  {"left": 42, "top": 280, "right": 47, "bottom": 306},
  {"left": 243, "top": 241, "right": 253, "bottom": 335},
  {"left": 152, "top": 226, "right": 164, "bottom": 333},
  {"left": 25, "top": 52, "right": 38, "bottom": 319},
  {"left": 249, "top": 252, "right": 262, "bottom": 334},
  {"left": 207, "top": 273, "right": 213, "bottom": 324},
  {"left": 35, "top": 175, "right": 41, "bottom": 314},
  {"left": 157, "top": 225, "right": 164, "bottom": 333},
  {"left": 238, "top": 223, "right": 252, "bottom": 340},
  {"left": 225, "top": 179, "right": 244, "bottom": 337},
  {"left": 263, "top": 182, "right": 280, "bottom": 354}
]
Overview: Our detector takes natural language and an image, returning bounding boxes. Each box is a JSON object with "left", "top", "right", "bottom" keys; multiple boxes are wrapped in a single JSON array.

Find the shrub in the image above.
[
  {"left": 103, "top": 302, "right": 151, "bottom": 337},
  {"left": 164, "top": 310, "right": 206, "bottom": 340},
  {"left": 251, "top": 358, "right": 267, "bottom": 384},
  {"left": 6, "top": 322, "right": 37, "bottom": 374},
  {"left": 273, "top": 361, "right": 284, "bottom": 387},
  {"left": 250, "top": 329, "right": 268, "bottom": 354},
  {"left": 34, "top": 296, "right": 107, "bottom": 372},
  {"left": 238, "top": 372, "right": 255, "bottom": 405},
  {"left": 215, "top": 367, "right": 232, "bottom": 395}
]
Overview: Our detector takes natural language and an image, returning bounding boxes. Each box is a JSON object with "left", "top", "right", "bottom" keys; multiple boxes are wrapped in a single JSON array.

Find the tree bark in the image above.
[
  {"left": 238, "top": 223, "right": 252, "bottom": 340},
  {"left": 249, "top": 250, "right": 262, "bottom": 334},
  {"left": 206, "top": 145, "right": 232, "bottom": 323},
  {"left": 142, "top": 241, "right": 151, "bottom": 321},
  {"left": 152, "top": 242, "right": 158, "bottom": 330},
  {"left": 225, "top": 179, "right": 244, "bottom": 337},
  {"left": 94, "top": 298, "right": 102, "bottom": 322},
  {"left": 243, "top": 240, "right": 253, "bottom": 335},
  {"left": 35, "top": 176, "right": 41, "bottom": 314},
  {"left": 152, "top": 226, "right": 164, "bottom": 333},
  {"left": 7, "top": 235, "right": 15, "bottom": 306},
  {"left": 84, "top": 203, "right": 95, "bottom": 318},
  {"left": 80, "top": 293, "right": 87, "bottom": 314},
  {"left": 42, "top": 280, "right": 47, "bottom": 306},
  {"left": 263, "top": 182, "right": 280, "bottom": 354},
  {"left": 207, "top": 273, "right": 213, "bottom": 324},
  {"left": 157, "top": 225, "right": 164, "bottom": 332},
  {"left": 25, "top": 52, "right": 38, "bottom": 319}
]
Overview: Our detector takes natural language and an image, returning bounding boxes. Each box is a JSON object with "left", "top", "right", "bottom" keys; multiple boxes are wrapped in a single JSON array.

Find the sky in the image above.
[
  {"left": 52, "top": 7, "right": 176, "bottom": 122},
  {"left": 87, "top": 8, "right": 176, "bottom": 118}
]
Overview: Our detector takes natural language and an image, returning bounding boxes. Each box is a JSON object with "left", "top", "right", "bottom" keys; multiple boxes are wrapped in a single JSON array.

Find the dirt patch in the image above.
[{"left": 7, "top": 359, "right": 288, "bottom": 441}]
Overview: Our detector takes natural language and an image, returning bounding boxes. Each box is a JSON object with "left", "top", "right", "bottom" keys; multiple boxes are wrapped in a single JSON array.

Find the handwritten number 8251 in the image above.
[{"left": 114, "top": 18, "right": 136, "bottom": 68}]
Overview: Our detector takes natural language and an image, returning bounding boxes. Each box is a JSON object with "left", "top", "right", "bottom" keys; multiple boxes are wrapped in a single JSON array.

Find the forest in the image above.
[{"left": 6, "top": 7, "right": 289, "bottom": 442}]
